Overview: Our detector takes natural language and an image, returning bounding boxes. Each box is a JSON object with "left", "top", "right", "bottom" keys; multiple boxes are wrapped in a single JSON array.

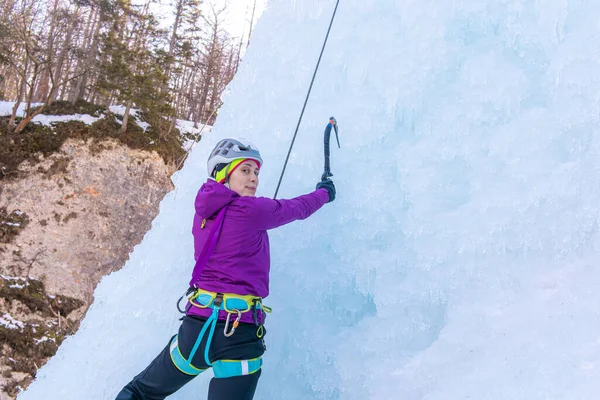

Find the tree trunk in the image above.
[
  {"left": 198, "top": 43, "right": 217, "bottom": 123},
  {"left": 165, "top": 0, "right": 183, "bottom": 81},
  {"left": 208, "top": 55, "right": 221, "bottom": 117},
  {"left": 34, "top": 0, "right": 60, "bottom": 103},
  {"left": 34, "top": 71, "right": 49, "bottom": 103},
  {"left": 59, "top": 52, "right": 75, "bottom": 101},
  {"left": 9, "top": 72, "right": 27, "bottom": 129},
  {"left": 186, "top": 67, "right": 198, "bottom": 121},
  {"left": 50, "top": 5, "right": 80, "bottom": 104},
  {"left": 13, "top": 103, "right": 47, "bottom": 134},
  {"left": 121, "top": 100, "right": 133, "bottom": 134},
  {"left": 70, "top": 7, "right": 100, "bottom": 103},
  {"left": 77, "top": 12, "right": 102, "bottom": 102}
]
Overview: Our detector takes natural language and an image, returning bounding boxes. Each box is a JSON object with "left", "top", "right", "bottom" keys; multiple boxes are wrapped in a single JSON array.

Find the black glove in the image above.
[{"left": 316, "top": 179, "right": 336, "bottom": 203}]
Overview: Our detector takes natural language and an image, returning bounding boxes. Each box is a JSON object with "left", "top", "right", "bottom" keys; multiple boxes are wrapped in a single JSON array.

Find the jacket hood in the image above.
[{"left": 195, "top": 179, "right": 238, "bottom": 219}]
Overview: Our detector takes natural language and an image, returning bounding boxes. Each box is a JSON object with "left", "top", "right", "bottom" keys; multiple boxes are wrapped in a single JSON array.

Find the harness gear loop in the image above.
[
  {"left": 224, "top": 309, "right": 242, "bottom": 337},
  {"left": 273, "top": 0, "right": 342, "bottom": 199},
  {"left": 252, "top": 298, "right": 259, "bottom": 326}
]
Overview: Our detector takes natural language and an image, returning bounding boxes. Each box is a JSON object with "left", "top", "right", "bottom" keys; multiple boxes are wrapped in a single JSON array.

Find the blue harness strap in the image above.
[
  {"left": 213, "top": 358, "right": 263, "bottom": 378},
  {"left": 169, "top": 307, "right": 220, "bottom": 375},
  {"left": 169, "top": 336, "right": 205, "bottom": 376}
]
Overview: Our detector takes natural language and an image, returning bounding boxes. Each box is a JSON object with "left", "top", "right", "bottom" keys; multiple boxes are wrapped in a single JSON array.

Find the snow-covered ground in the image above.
[
  {"left": 0, "top": 102, "right": 100, "bottom": 126},
  {"left": 0, "top": 101, "right": 211, "bottom": 138},
  {"left": 0, "top": 313, "right": 25, "bottom": 331}
]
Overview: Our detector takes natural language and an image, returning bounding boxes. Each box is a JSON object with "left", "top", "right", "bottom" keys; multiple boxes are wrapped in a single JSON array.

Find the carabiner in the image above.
[
  {"left": 224, "top": 309, "right": 242, "bottom": 337},
  {"left": 176, "top": 287, "right": 197, "bottom": 314}
]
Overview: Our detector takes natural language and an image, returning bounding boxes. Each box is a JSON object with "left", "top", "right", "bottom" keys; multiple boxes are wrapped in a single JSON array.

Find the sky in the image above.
[
  {"left": 149, "top": 0, "right": 268, "bottom": 39},
  {"left": 220, "top": 0, "right": 268, "bottom": 37}
]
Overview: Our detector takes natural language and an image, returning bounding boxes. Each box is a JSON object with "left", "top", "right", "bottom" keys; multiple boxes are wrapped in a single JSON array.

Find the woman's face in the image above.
[{"left": 228, "top": 159, "right": 260, "bottom": 197}]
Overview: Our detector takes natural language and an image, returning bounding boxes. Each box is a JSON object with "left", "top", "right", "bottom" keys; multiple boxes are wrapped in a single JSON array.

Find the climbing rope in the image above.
[{"left": 273, "top": 0, "right": 342, "bottom": 199}]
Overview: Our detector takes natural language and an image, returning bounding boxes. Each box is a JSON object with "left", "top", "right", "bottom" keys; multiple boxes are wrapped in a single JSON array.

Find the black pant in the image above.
[{"left": 116, "top": 316, "right": 266, "bottom": 400}]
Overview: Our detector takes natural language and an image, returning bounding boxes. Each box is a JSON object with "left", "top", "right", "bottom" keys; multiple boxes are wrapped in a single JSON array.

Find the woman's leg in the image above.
[
  {"left": 206, "top": 320, "right": 267, "bottom": 400},
  {"left": 207, "top": 369, "right": 261, "bottom": 400},
  {"left": 115, "top": 340, "right": 195, "bottom": 400},
  {"left": 115, "top": 317, "right": 211, "bottom": 400},
  {"left": 116, "top": 316, "right": 266, "bottom": 400}
]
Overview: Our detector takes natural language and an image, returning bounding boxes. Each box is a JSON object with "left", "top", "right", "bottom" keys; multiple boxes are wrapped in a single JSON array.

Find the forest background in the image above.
[{"left": 0, "top": 0, "right": 265, "bottom": 136}]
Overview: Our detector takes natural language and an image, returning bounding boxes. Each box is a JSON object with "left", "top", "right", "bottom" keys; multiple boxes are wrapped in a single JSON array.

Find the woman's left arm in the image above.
[{"left": 244, "top": 188, "right": 330, "bottom": 230}]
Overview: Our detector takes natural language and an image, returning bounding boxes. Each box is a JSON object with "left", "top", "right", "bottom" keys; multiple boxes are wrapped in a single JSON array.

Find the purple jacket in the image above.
[{"left": 187, "top": 179, "right": 329, "bottom": 323}]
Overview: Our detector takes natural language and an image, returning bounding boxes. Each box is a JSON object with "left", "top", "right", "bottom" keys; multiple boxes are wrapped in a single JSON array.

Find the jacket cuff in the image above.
[{"left": 316, "top": 188, "right": 330, "bottom": 203}]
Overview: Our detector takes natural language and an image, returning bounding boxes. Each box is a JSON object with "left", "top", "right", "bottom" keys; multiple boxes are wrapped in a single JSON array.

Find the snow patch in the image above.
[
  {"left": 9, "top": 283, "right": 26, "bottom": 289},
  {"left": 1, "top": 221, "right": 21, "bottom": 227},
  {"left": 0, "top": 101, "right": 43, "bottom": 117},
  {"left": 34, "top": 336, "right": 55, "bottom": 345},
  {"left": 32, "top": 113, "right": 102, "bottom": 126},
  {"left": 1, "top": 314, "right": 24, "bottom": 330},
  {"left": 109, "top": 106, "right": 150, "bottom": 132},
  {"left": 1, "top": 274, "right": 27, "bottom": 281},
  {"left": 0, "top": 101, "right": 100, "bottom": 126}
]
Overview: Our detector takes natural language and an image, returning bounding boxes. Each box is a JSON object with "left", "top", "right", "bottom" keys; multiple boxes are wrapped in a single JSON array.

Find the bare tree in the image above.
[
  {"left": 194, "top": 1, "right": 227, "bottom": 123},
  {"left": 1, "top": 0, "right": 88, "bottom": 134},
  {"left": 1, "top": 0, "right": 255, "bottom": 136},
  {"left": 164, "top": 0, "right": 202, "bottom": 136},
  {"left": 68, "top": 3, "right": 101, "bottom": 103}
]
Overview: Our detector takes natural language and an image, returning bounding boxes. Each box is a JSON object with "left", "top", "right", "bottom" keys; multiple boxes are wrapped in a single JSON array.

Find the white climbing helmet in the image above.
[{"left": 207, "top": 138, "right": 263, "bottom": 178}]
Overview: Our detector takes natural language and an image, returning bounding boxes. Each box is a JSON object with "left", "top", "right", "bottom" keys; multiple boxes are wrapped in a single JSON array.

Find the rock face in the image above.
[{"left": 0, "top": 138, "right": 174, "bottom": 398}]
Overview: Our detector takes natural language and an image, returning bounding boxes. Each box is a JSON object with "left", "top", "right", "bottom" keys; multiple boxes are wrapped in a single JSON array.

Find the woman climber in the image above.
[{"left": 116, "top": 137, "right": 336, "bottom": 400}]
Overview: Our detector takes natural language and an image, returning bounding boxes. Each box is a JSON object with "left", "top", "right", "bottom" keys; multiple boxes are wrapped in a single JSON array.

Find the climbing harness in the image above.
[
  {"left": 172, "top": 288, "right": 270, "bottom": 377},
  {"left": 177, "top": 287, "right": 271, "bottom": 335},
  {"left": 274, "top": 0, "right": 342, "bottom": 198},
  {"left": 322, "top": 116, "right": 341, "bottom": 181}
]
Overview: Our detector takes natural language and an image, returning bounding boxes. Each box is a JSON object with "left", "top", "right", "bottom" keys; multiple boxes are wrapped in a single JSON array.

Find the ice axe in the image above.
[{"left": 322, "top": 116, "right": 340, "bottom": 181}]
